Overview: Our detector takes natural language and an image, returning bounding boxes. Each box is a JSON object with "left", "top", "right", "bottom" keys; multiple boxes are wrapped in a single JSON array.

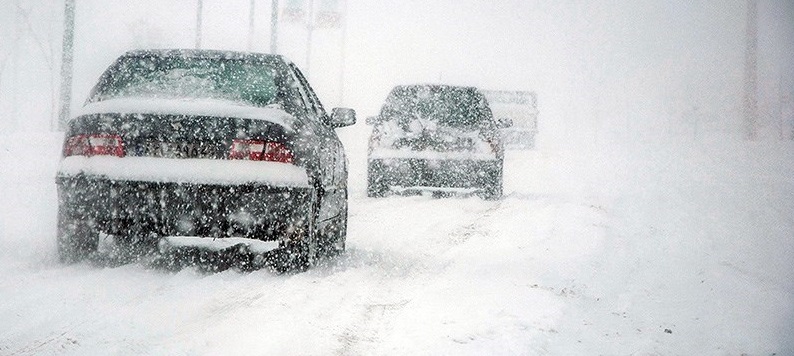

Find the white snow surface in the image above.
[
  {"left": 1, "top": 131, "right": 793, "bottom": 355},
  {"left": 75, "top": 97, "right": 296, "bottom": 130},
  {"left": 58, "top": 156, "right": 310, "bottom": 187}
]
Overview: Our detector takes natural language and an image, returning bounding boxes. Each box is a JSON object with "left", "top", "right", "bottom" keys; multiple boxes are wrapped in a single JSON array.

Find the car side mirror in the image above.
[
  {"left": 496, "top": 117, "right": 513, "bottom": 129},
  {"left": 329, "top": 107, "right": 356, "bottom": 128},
  {"left": 365, "top": 116, "right": 381, "bottom": 125}
]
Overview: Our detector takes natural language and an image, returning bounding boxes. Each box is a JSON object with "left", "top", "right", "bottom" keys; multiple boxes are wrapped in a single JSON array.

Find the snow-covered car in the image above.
[
  {"left": 56, "top": 49, "right": 356, "bottom": 270},
  {"left": 366, "top": 85, "right": 509, "bottom": 200}
]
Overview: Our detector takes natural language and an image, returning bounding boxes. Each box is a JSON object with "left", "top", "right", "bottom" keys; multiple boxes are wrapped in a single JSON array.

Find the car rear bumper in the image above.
[
  {"left": 56, "top": 174, "right": 314, "bottom": 242},
  {"left": 368, "top": 158, "right": 501, "bottom": 190}
]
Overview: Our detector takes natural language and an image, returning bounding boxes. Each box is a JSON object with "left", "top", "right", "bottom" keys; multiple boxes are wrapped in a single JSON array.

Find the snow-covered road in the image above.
[{"left": 1, "top": 132, "right": 792, "bottom": 355}]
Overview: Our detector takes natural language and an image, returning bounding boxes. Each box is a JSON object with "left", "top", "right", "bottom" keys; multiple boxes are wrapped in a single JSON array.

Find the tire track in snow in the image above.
[
  {"left": 328, "top": 195, "right": 504, "bottom": 355},
  {"left": 334, "top": 299, "right": 410, "bottom": 356}
]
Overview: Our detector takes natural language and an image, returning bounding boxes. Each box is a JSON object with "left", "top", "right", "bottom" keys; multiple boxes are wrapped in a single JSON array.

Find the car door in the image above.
[{"left": 287, "top": 64, "right": 346, "bottom": 226}]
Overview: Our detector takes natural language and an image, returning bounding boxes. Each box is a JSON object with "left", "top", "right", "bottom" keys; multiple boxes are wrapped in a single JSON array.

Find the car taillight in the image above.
[
  {"left": 63, "top": 134, "right": 125, "bottom": 157},
  {"left": 229, "top": 139, "right": 294, "bottom": 163}
]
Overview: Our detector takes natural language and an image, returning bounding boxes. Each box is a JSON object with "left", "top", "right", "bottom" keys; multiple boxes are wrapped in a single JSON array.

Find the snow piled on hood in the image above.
[{"left": 75, "top": 97, "right": 296, "bottom": 131}]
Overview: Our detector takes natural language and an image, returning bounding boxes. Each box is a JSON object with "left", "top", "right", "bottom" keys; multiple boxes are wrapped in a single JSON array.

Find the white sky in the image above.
[{"left": 0, "top": 0, "right": 792, "bottom": 144}]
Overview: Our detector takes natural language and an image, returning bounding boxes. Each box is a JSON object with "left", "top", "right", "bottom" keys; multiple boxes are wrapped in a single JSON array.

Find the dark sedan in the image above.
[{"left": 56, "top": 49, "right": 355, "bottom": 271}]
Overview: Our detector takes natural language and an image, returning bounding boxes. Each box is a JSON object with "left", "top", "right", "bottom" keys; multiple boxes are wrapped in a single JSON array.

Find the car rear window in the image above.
[
  {"left": 381, "top": 86, "right": 491, "bottom": 130},
  {"left": 93, "top": 56, "right": 279, "bottom": 107}
]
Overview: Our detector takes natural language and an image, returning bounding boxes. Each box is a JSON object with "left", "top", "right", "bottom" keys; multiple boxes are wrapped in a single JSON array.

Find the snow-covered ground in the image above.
[{"left": 0, "top": 131, "right": 792, "bottom": 355}]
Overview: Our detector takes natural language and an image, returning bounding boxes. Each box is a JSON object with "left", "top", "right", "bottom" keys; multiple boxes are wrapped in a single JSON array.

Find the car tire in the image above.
[
  {"left": 270, "top": 187, "right": 321, "bottom": 273},
  {"left": 481, "top": 159, "right": 504, "bottom": 201},
  {"left": 57, "top": 210, "right": 98, "bottom": 264},
  {"left": 318, "top": 188, "right": 347, "bottom": 257},
  {"left": 367, "top": 161, "right": 387, "bottom": 198}
]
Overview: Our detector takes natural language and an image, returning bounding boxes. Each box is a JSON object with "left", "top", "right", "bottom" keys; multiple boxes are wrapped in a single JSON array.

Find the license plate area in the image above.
[{"left": 147, "top": 142, "right": 217, "bottom": 159}]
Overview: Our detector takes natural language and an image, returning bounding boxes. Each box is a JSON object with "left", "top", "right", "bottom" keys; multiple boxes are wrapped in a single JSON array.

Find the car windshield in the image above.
[
  {"left": 91, "top": 55, "right": 279, "bottom": 107},
  {"left": 381, "top": 86, "right": 490, "bottom": 130}
]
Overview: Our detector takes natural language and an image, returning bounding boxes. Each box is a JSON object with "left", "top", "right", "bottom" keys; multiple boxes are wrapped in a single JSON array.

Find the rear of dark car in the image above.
[
  {"left": 57, "top": 50, "right": 354, "bottom": 270},
  {"left": 58, "top": 113, "right": 311, "bottom": 241},
  {"left": 366, "top": 85, "right": 506, "bottom": 199}
]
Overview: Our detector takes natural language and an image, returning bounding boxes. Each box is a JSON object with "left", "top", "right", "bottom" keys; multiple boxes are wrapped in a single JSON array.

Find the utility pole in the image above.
[
  {"left": 270, "top": 0, "right": 279, "bottom": 54},
  {"left": 248, "top": 0, "right": 256, "bottom": 51},
  {"left": 305, "top": 0, "right": 315, "bottom": 76},
  {"left": 743, "top": 0, "right": 759, "bottom": 140},
  {"left": 338, "top": 0, "right": 347, "bottom": 105},
  {"left": 195, "top": 0, "right": 203, "bottom": 49},
  {"left": 57, "top": 0, "right": 76, "bottom": 131}
]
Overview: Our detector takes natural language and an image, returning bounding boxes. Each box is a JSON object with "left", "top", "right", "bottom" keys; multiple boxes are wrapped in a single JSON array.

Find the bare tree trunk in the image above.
[{"left": 57, "top": 0, "right": 76, "bottom": 131}]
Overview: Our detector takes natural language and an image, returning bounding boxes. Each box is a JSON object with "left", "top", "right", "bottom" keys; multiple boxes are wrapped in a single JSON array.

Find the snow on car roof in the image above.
[
  {"left": 74, "top": 97, "right": 296, "bottom": 131},
  {"left": 121, "top": 48, "right": 290, "bottom": 64},
  {"left": 390, "top": 84, "right": 480, "bottom": 95}
]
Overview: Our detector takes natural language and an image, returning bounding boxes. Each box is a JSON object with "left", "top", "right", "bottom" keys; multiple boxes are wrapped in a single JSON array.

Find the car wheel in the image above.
[
  {"left": 481, "top": 159, "right": 504, "bottom": 201},
  {"left": 319, "top": 188, "right": 347, "bottom": 257},
  {"left": 57, "top": 210, "right": 98, "bottom": 264},
  {"left": 270, "top": 187, "right": 321, "bottom": 273},
  {"left": 367, "top": 161, "right": 387, "bottom": 198}
]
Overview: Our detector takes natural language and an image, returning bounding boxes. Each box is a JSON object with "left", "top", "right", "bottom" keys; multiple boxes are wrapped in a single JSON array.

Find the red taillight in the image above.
[
  {"left": 229, "top": 139, "right": 294, "bottom": 163},
  {"left": 63, "top": 134, "right": 125, "bottom": 157}
]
